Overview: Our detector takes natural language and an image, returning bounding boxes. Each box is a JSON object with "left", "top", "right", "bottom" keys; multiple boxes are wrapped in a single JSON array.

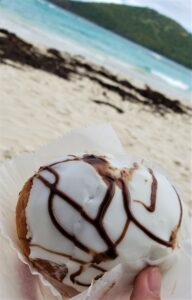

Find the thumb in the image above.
[{"left": 130, "top": 267, "right": 161, "bottom": 300}]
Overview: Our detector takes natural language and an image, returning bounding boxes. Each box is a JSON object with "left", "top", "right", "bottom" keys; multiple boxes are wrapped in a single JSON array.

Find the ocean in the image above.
[{"left": 0, "top": 0, "right": 191, "bottom": 102}]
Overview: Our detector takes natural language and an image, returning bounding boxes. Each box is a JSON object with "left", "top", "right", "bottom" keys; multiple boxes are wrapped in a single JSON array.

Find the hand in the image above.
[{"left": 130, "top": 267, "right": 161, "bottom": 300}]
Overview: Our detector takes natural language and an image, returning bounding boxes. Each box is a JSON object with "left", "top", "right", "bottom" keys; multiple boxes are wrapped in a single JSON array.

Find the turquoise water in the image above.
[{"left": 0, "top": 0, "right": 191, "bottom": 100}]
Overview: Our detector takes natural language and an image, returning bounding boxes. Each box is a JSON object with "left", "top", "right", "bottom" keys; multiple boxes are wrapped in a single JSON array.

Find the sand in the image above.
[
  {"left": 0, "top": 60, "right": 191, "bottom": 207},
  {"left": 0, "top": 29, "right": 192, "bottom": 300}
]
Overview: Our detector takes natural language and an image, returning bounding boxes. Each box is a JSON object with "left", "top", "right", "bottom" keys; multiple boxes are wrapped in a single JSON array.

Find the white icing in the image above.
[
  {"left": 103, "top": 186, "right": 127, "bottom": 242},
  {"left": 26, "top": 154, "right": 182, "bottom": 292},
  {"left": 129, "top": 166, "right": 181, "bottom": 241}
]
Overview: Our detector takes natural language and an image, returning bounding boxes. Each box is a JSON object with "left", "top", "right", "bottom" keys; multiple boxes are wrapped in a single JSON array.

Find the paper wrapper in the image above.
[{"left": 0, "top": 124, "right": 191, "bottom": 300}]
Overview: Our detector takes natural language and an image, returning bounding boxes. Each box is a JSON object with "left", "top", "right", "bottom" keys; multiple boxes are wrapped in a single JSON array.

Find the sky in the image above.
[{"left": 79, "top": 0, "right": 192, "bottom": 32}]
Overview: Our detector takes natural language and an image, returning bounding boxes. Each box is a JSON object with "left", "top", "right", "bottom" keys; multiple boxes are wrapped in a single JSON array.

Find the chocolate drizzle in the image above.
[
  {"left": 134, "top": 168, "right": 157, "bottom": 212},
  {"left": 31, "top": 155, "right": 183, "bottom": 288},
  {"left": 70, "top": 266, "right": 89, "bottom": 287}
]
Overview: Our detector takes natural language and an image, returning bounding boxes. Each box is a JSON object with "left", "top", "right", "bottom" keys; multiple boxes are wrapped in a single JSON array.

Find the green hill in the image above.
[{"left": 47, "top": 0, "right": 192, "bottom": 69}]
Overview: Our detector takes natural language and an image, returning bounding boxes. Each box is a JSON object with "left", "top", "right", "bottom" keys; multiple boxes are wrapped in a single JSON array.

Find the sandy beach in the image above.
[
  {"left": 0, "top": 29, "right": 191, "bottom": 209},
  {"left": 0, "top": 27, "right": 192, "bottom": 300}
]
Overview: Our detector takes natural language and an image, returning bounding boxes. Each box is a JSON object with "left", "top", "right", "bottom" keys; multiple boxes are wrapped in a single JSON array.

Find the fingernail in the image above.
[{"left": 147, "top": 267, "right": 161, "bottom": 296}]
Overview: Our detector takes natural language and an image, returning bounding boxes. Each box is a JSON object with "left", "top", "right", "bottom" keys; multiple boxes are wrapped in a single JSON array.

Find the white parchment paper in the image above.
[{"left": 0, "top": 124, "right": 191, "bottom": 300}]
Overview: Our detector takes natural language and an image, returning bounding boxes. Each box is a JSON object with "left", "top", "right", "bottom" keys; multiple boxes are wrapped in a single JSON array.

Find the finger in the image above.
[{"left": 130, "top": 267, "right": 161, "bottom": 300}]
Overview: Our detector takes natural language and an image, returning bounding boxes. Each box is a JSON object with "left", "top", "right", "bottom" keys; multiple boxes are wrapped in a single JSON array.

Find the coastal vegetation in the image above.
[{"left": 47, "top": 0, "right": 192, "bottom": 69}]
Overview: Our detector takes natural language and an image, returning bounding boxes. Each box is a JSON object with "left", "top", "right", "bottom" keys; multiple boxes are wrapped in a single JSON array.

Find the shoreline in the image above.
[
  {"left": 0, "top": 29, "right": 191, "bottom": 208},
  {"left": 0, "top": 29, "right": 191, "bottom": 115},
  {"left": 0, "top": 7, "right": 191, "bottom": 102}
]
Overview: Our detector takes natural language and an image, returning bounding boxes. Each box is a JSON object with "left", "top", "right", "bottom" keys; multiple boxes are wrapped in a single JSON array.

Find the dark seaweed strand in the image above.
[{"left": 34, "top": 155, "right": 182, "bottom": 287}]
